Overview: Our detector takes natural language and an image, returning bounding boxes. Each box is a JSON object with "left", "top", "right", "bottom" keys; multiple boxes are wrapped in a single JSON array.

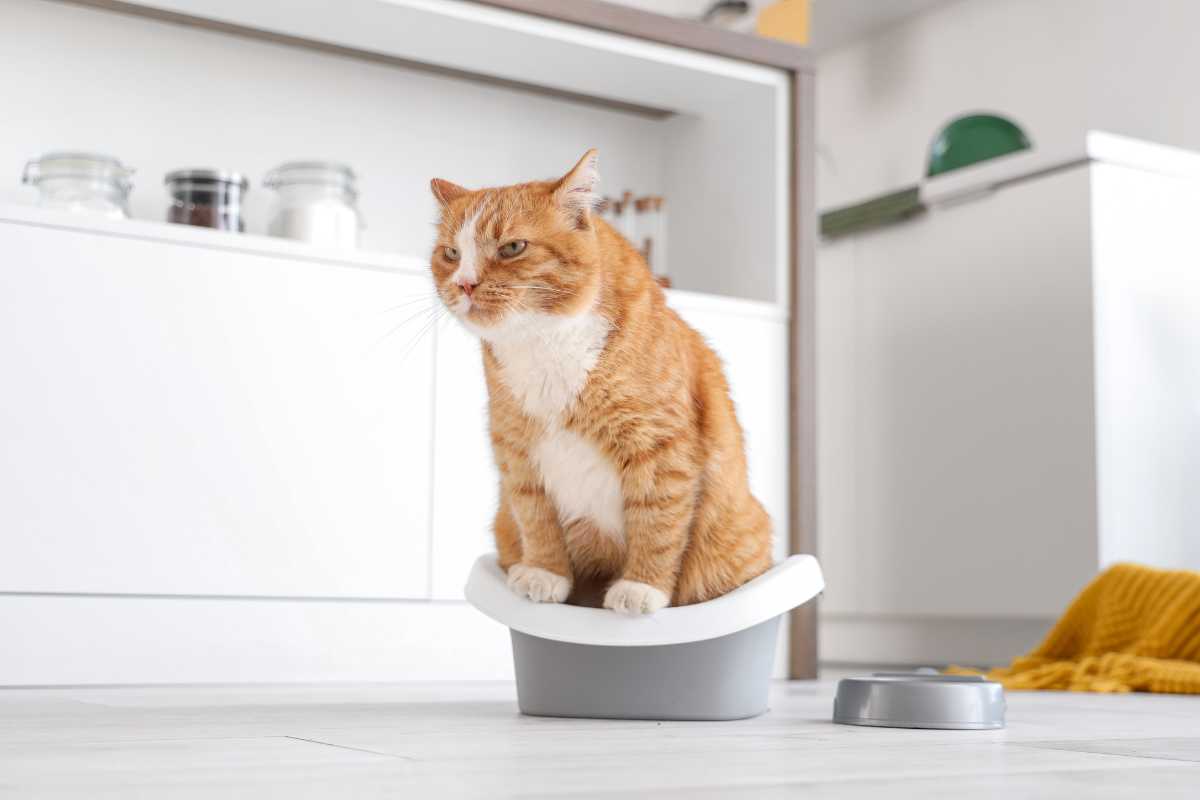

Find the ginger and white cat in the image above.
[{"left": 429, "top": 150, "right": 772, "bottom": 615}]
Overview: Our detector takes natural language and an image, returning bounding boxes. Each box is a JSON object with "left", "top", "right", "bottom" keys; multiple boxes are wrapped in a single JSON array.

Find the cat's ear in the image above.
[
  {"left": 553, "top": 149, "right": 599, "bottom": 228},
  {"left": 430, "top": 178, "right": 468, "bottom": 207}
]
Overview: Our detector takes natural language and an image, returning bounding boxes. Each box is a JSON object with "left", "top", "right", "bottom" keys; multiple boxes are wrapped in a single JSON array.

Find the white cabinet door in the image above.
[
  {"left": 1091, "top": 162, "right": 1200, "bottom": 572},
  {"left": 0, "top": 220, "right": 434, "bottom": 598},
  {"left": 670, "top": 302, "right": 791, "bottom": 563},
  {"left": 429, "top": 321, "right": 499, "bottom": 599},
  {"left": 817, "top": 167, "right": 1098, "bottom": 619}
]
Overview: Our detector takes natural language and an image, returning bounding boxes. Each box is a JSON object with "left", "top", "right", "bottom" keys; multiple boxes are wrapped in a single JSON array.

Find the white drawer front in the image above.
[{"left": 0, "top": 221, "right": 434, "bottom": 598}]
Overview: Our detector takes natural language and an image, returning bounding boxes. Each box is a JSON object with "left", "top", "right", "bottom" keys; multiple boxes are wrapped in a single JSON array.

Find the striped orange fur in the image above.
[{"left": 429, "top": 151, "right": 772, "bottom": 614}]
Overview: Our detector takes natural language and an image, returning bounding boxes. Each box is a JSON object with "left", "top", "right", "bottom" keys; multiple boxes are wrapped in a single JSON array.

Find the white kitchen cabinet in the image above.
[
  {"left": 0, "top": 593, "right": 514, "bottom": 684},
  {"left": 672, "top": 295, "right": 791, "bottom": 565},
  {"left": 818, "top": 133, "right": 1200, "bottom": 665},
  {"left": 1, "top": 206, "right": 794, "bottom": 681},
  {"left": 0, "top": 208, "right": 435, "bottom": 599},
  {"left": 429, "top": 321, "right": 495, "bottom": 599}
]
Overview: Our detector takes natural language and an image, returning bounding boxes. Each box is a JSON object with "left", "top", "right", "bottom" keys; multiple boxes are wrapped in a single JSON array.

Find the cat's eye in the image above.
[
  {"left": 498, "top": 240, "right": 527, "bottom": 258},
  {"left": 442, "top": 246, "right": 460, "bottom": 262}
]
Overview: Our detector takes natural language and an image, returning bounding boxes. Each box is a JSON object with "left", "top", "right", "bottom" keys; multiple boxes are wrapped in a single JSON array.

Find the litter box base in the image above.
[
  {"left": 511, "top": 617, "right": 781, "bottom": 721},
  {"left": 465, "top": 553, "right": 823, "bottom": 722}
]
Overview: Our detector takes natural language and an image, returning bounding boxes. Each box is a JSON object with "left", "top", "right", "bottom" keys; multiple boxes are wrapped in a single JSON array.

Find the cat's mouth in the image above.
[
  {"left": 448, "top": 285, "right": 524, "bottom": 326},
  {"left": 456, "top": 295, "right": 505, "bottom": 326}
]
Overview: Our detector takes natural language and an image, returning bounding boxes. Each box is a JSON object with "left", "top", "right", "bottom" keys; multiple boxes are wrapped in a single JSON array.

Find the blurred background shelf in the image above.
[{"left": 3, "top": 0, "right": 792, "bottom": 306}]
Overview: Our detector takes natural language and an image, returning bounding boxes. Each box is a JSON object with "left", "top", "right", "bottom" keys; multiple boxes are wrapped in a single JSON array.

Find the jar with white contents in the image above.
[
  {"left": 263, "top": 162, "right": 361, "bottom": 248},
  {"left": 22, "top": 152, "right": 134, "bottom": 220}
]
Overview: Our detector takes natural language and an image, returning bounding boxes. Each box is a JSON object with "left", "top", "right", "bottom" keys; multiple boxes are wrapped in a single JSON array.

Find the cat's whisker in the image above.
[
  {"left": 388, "top": 310, "right": 440, "bottom": 357},
  {"left": 377, "top": 303, "right": 443, "bottom": 328},
  {"left": 501, "top": 298, "right": 544, "bottom": 318},
  {"left": 377, "top": 293, "right": 441, "bottom": 315},
  {"left": 388, "top": 301, "right": 449, "bottom": 333},
  {"left": 507, "top": 284, "right": 573, "bottom": 296},
  {"left": 393, "top": 304, "right": 448, "bottom": 366},
  {"left": 368, "top": 302, "right": 445, "bottom": 354}
]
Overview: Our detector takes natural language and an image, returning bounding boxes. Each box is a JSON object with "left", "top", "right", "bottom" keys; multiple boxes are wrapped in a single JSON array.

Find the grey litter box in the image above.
[
  {"left": 833, "top": 673, "right": 1006, "bottom": 730},
  {"left": 465, "top": 554, "right": 824, "bottom": 721}
]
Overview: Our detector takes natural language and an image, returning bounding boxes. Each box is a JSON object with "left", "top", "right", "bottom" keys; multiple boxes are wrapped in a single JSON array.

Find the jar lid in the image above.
[
  {"left": 164, "top": 169, "right": 249, "bottom": 190},
  {"left": 263, "top": 161, "right": 357, "bottom": 194},
  {"left": 23, "top": 152, "right": 134, "bottom": 188}
]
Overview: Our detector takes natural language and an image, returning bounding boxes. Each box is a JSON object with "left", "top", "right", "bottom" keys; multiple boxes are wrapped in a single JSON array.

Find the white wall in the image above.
[{"left": 817, "top": 0, "right": 1200, "bottom": 208}]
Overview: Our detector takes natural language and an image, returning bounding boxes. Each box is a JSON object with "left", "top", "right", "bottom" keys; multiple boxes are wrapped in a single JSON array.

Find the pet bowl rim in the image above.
[
  {"left": 464, "top": 553, "right": 823, "bottom": 647},
  {"left": 832, "top": 674, "right": 1007, "bottom": 730}
]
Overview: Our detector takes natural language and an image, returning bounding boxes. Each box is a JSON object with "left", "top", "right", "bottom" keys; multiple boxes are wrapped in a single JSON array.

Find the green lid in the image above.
[{"left": 927, "top": 114, "right": 1032, "bottom": 177}]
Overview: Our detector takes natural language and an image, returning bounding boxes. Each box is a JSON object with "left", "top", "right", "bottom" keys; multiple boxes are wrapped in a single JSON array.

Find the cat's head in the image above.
[{"left": 429, "top": 150, "right": 602, "bottom": 334}]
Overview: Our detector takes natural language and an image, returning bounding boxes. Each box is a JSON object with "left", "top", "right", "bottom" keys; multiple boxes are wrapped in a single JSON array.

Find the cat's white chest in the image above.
[
  {"left": 483, "top": 311, "right": 610, "bottom": 421},
  {"left": 480, "top": 311, "right": 623, "bottom": 540},
  {"left": 533, "top": 427, "right": 624, "bottom": 540}
]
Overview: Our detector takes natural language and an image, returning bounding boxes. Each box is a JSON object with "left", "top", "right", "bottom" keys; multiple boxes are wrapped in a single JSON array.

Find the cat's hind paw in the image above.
[
  {"left": 604, "top": 579, "right": 669, "bottom": 615},
  {"left": 506, "top": 564, "right": 571, "bottom": 603}
]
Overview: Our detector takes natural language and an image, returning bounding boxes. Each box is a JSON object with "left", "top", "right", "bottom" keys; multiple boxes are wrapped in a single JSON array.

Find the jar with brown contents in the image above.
[{"left": 164, "top": 169, "right": 248, "bottom": 232}]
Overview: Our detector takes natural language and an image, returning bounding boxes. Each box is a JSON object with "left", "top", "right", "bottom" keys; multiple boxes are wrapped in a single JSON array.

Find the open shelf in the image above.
[{"left": 3, "top": 0, "right": 790, "bottom": 307}]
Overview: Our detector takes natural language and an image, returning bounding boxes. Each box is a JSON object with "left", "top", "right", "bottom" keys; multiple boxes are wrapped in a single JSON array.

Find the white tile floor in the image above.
[{"left": 2, "top": 680, "right": 1198, "bottom": 798}]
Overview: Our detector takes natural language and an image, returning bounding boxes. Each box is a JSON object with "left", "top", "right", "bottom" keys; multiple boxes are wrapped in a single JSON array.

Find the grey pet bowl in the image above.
[
  {"left": 833, "top": 673, "right": 1006, "bottom": 730},
  {"left": 465, "top": 554, "right": 824, "bottom": 721}
]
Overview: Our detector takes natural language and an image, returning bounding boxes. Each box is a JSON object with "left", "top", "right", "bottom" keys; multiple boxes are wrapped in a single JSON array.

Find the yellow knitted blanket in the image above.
[{"left": 948, "top": 563, "right": 1200, "bottom": 693}]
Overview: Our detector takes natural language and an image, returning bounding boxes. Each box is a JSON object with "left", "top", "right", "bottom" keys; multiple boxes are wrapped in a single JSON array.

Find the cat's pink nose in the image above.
[{"left": 457, "top": 278, "right": 477, "bottom": 297}]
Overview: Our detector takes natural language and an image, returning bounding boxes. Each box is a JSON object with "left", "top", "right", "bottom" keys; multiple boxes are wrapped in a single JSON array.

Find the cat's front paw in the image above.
[
  {"left": 506, "top": 564, "right": 571, "bottom": 604},
  {"left": 603, "top": 579, "right": 669, "bottom": 615}
]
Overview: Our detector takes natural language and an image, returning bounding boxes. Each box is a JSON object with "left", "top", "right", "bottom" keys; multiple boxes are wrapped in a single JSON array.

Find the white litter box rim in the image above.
[{"left": 464, "top": 554, "right": 824, "bottom": 647}]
